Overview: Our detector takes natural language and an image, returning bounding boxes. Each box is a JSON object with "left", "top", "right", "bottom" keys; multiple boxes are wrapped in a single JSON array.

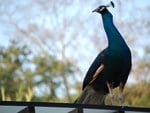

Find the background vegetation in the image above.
[{"left": 0, "top": 0, "right": 150, "bottom": 107}]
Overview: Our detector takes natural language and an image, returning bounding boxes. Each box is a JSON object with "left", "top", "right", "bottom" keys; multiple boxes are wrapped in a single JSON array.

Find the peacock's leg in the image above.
[
  {"left": 106, "top": 82, "right": 114, "bottom": 105},
  {"left": 118, "top": 82, "right": 124, "bottom": 106}
]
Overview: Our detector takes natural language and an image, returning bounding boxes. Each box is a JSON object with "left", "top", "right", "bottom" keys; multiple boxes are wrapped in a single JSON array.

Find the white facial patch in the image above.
[{"left": 100, "top": 7, "right": 105, "bottom": 12}]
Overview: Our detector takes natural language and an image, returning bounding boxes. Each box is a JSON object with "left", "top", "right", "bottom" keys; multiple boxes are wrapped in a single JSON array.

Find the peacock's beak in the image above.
[
  {"left": 92, "top": 6, "right": 106, "bottom": 13},
  {"left": 92, "top": 7, "right": 99, "bottom": 12}
]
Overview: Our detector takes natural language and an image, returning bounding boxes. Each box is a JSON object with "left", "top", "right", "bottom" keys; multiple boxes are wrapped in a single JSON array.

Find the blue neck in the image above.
[{"left": 101, "top": 11, "right": 127, "bottom": 48}]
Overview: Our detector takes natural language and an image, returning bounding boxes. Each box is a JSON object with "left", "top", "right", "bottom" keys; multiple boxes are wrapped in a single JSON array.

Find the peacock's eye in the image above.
[{"left": 99, "top": 6, "right": 105, "bottom": 12}]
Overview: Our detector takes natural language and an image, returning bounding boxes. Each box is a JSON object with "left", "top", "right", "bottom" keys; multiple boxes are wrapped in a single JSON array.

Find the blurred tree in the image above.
[
  {"left": 33, "top": 54, "right": 76, "bottom": 102},
  {"left": 0, "top": 39, "right": 77, "bottom": 102},
  {"left": 0, "top": 0, "right": 150, "bottom": 106},
  {"left": 124, "top": 81, "right": 150, "bottom": 107},
  {"left": 105, "top": 81, "right": 150, "bottom": 107},
  {"left": 0, "top": 40, "right": 33, "bottom": 101}
]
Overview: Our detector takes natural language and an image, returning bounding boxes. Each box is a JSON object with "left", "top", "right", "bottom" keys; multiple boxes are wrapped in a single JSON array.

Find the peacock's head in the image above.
[{"left": 92, "top": 1, "right": 114, "bottom": 14}]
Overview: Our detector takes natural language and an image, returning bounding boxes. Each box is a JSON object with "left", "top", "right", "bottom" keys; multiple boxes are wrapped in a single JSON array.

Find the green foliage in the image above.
[
  {"left": 124, "top": 81, "right": 150, "bottom": 107},
  {"left": 0, "top": 40, "right": 33, "bottom": 101},
  {"left": 105, "top": 81, "right": 150, "bottom": 107},
  {"left": 0, "top": 40, "right": 150, "bottom": 107},
  {"left": 33, "top": 55, "right": 75, "bottom": 102},
  {"left": 0, "top": 40, "right": 77, "bottom": 102}
]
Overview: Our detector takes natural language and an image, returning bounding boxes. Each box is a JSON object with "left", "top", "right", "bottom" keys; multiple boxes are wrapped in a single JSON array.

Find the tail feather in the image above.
[
  {"left": 75, "top": 86, "right": 106, "bottom": 105},
  {"left": 69, "top": 86, "right": 106, "bottom": 113}
]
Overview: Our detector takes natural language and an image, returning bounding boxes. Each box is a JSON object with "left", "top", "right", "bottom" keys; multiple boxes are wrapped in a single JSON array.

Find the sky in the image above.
[
  {"left": 0, "top": 0, "right": 149, "bottom": 46},
  {"left": 0, "top": 0, "right": 150, "bottom": 97}
]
